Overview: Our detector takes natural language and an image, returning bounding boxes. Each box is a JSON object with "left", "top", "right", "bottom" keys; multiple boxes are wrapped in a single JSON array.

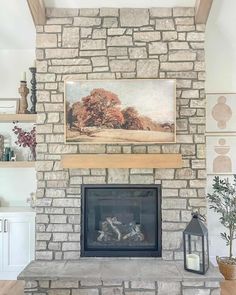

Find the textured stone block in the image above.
[
  {"left": 156, "top": 19, "right": 175, "bottom": 30},
  {"left": 173, "top": 7, "right": 195, "bottom": 17},
  {"left": 150, "top": 8, "right": 172, "bottom": 17},
  {"left": 158, "top": 282, "right": 181, "bottom": 295},
  {"left": 91, "top": 56, "right": 108, "bottom": 67},
  {"left": 162, "top": 231, "right": 182, "bottom": 250},
  {"left": 149, "top": 42, "right": 167, "bottom": 54},
  {"left": 92, "top": 28, "right": 107, "bottom": 39},
  {"left": 72, "top": 289, "right": 99, "bottom": 295},
  {"left": 108, "top": 28, "right": 126, "bottom": 35},
  {"left": 107, "top": 36, "right": 133, "bottom": 46},
  {"left": 155, "top": 169, "right": 174, "bottom": 179},
  {"left": 162, "top": 31, "right": 177, "bottom": 41},
  {"left": 161, "top": 62, "right": 193, "bottom": 71},
  {"left": 133, "top": 32, "right": 161, "bottom": 42},
  {"left": 108, "top": 47, "right": 128, "bottom": 56},
  {"left": 108, "top": 169, "right": 129, "bottom": 183},
  {"left": 36, "top": 34, "right": 57, "bottom": 48},
  {"left": 130, "top": 175, "right": 154, "bottom": 184},
  {"left": 46, "top": 48, "right": 78, "bottom": 58},
  {"left": 80, "top": 39, "right": 106, "bottom": 50},
  {"left": 103, "top": 17, "right": 118, "bottom": 28},
  {"left": 169, "top": 50, "right": 196, "bottom": 61},
  {"left": 137, "top": 60, "right": 159, "bottom": 78},
  {"left": 74, "top": 17, "right": 101, "bottom": 26},
  {"left": 182, "top": 289, "right": 210, "bottom": 295},
  {"left": 100, "top": 8, "right": 119, "bottom": 17},
  {"left": 120, "top": 9, "right": 149, "bottom": 27},
  {"left": 129, "top": 47, "right": 147, "bottom": 59},
  {"left": 79, "top": 8, "right": 99, "bottom": 16},
  {"left": 46, "top": 8, "right": 78, "bottom": 17},
  {"left": 131, "top": 281, "right": 155, "bottom": 289},
  {"left": 187, "top": 32, "right": 205, "bottom": 42},
  {"left": 110, "top": 60, "right": 135, "bottom": 72},
  {"left": 62, "top": 27, "right": 79, "bottom": 47}
]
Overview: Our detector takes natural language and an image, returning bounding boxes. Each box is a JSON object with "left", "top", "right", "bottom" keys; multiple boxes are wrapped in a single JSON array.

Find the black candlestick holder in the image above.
[{"left": 29, "top": 67, "right": 37, "bottom": 114}]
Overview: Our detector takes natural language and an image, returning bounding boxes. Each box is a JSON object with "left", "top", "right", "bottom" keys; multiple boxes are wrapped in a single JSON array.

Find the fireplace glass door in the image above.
[{"left": 81, "top": 185, "right": 161, "bottom": 257}]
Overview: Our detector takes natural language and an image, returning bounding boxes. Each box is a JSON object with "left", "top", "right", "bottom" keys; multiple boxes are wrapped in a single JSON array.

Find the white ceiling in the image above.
[{"left": 44, "top": 0, "right": 196, "bottom": 8}]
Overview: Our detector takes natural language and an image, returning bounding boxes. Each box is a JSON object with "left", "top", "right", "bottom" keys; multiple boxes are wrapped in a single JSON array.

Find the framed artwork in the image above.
[
  {"left": 206, "top": 135, "right": 236, "bottom": 174},
  {"left": 0, "top": 98, "right": 19, "bottom": 114},
  {"left": 64, "top": 79, "right": 176, "bottom": 144},
  {"left": 206, "top": 93, "right": 236, "bottom": 133}
]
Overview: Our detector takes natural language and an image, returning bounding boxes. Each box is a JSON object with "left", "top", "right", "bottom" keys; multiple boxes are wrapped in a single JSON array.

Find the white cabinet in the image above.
[{"left": 0, "top": 209, "right": 35, "bottom": 279}]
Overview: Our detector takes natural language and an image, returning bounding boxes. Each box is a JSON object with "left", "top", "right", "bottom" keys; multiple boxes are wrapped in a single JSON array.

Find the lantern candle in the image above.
[{"left": 186, "top": 254, "right": 200, "bottom": 271}]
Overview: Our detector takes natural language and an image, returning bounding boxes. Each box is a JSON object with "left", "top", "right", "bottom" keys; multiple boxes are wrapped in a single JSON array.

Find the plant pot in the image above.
[{"left": 217, "top": 256, "right": 236, "bottom": 280}]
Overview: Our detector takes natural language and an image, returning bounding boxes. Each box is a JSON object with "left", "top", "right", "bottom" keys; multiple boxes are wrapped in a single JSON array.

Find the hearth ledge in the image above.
[{"left": 18, "top": 259, "right": 222, "bottom": 282}]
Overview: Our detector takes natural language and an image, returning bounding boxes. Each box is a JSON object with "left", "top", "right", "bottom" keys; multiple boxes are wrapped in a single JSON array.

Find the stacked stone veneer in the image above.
[
  {"left": 24, "top": 280, "right": 220, "bottom": 295},
  {"left": 35, "top": 7, "right": 206, "bottom": 261}
]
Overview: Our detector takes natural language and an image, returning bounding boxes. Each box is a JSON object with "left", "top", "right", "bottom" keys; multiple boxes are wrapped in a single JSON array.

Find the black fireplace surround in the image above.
[{"left": 81, "top": 184, "right": 162, "bottom": 257}]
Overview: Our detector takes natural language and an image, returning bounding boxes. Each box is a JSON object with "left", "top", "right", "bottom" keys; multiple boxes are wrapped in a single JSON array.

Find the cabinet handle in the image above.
[
  {"left": 4, "top": 219, "right": 8, "bottom": 233},
  {"left": 0, "top": 219, "right": 2, "bottom": 232}
]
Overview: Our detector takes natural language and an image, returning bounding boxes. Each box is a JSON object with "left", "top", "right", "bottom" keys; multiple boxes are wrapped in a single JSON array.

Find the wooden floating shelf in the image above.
[
  {"left": 0, "top": 161, "right": 35, "bottom": 168},
  {"left": 0, "top": 114, "right": 37, "bottom": 123},
  {"left": 61, "top": 154, "right": 183, "bottom": 169}
]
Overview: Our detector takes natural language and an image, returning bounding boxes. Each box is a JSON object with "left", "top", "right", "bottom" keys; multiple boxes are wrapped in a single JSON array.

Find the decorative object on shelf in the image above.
[
  {"left": 206, "top": 93, "right": 236, "bottom": 133},
  {"left": 0, "top": 98, "right": 19, "bottom": 114},
  {"left": 64, "top": 79, "right": 176, "bottom": 144},
  {"left": 12, "top": 122, "right": 37, "bottom": 161},
  {"left": 3, "top": 147, "right": 12, "bottom": 161},
  {"left": 27, "top": 192, "right": 36, "bottom": 208},
  {"left": 18, "top": 81, "right": 29, "bottom": 114},
  {"left": 29, "top": 66, "right": 37, "bottom": 114},
  {"left": 0, "top": 134, "right": 4, "bottom": 161},
  {"left": 183, "top": 212, "right": 209, "bottom": 275},
  {"left": 207, "top": 175, "right": 236, "bottom": 280},
  {"left": 10, "top": 150, "right": 16, "bottom": 161}
]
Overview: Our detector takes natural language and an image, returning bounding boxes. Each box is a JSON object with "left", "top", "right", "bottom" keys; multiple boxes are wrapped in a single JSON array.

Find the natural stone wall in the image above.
[
  {"left": 35, "top": 7, "right": 206, "bottom": 260},
  {"left": 24, "top": 280, "right": 220, "bottom": 295}
]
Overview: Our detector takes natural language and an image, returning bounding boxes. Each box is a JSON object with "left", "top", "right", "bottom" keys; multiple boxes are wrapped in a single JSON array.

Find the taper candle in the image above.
[{"left": 21, "top": 71, "right": 26, "bottom": 81}]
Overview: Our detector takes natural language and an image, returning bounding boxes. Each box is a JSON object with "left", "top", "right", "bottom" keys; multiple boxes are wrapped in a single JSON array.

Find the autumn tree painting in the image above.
[{"left": 65, "top": 80, "right": 176, "bottom": 143}]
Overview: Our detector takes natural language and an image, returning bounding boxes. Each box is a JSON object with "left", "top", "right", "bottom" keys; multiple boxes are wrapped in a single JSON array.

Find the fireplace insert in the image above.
[{"left": 81, "top": 184, "right": 161, "bottom": 257}]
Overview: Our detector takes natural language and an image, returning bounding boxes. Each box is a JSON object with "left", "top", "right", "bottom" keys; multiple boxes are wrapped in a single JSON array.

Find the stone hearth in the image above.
[{"left": 19, "top": 259, "right": 221, "bottom": 295}]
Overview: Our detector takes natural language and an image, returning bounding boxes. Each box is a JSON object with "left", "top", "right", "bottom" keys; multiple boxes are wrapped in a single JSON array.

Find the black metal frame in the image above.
[
  {"left": 81, "top": 184, "right": 162, "bottom": 257},
  {"left": 183, "top": 232, "right": 210, "bottom": 275}
]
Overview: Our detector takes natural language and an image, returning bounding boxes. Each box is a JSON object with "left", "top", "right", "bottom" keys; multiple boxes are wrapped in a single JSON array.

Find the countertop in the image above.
[{"left": 0, "top": 206, "right": 36, "bottom": 213}]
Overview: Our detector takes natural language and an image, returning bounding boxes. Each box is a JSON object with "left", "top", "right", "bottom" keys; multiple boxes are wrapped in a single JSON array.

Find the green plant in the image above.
[{"left": 207, "top": 176, "right": 236, "bottom": 260}]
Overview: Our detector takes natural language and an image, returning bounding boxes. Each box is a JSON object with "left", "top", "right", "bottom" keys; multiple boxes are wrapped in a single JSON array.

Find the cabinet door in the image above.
[
  {"left": 0, "top": 217, "right": 3, "bottom": 272},
  {"left": 2, "top": 215, "right": 35, "bottom": 272}
]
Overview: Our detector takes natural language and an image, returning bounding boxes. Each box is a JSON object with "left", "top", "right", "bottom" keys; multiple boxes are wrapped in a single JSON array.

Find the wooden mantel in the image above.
[{"left": 61, "top": 154, "right": 183, "bottom": 169}]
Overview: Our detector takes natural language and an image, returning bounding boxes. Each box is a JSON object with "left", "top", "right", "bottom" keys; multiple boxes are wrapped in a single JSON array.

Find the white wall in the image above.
[
  {"left": 0, "top": 1, "right": 36, "bottom": 208},
  {"left": 0, "top": 49, "right": 35, "bottom": 98},
  {"left": 205, "top": 0, "right": 236, "bottom": 263}
]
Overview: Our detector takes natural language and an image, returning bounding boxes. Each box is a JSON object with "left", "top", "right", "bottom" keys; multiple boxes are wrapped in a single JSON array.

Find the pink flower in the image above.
[{"left": 12, "top": 122, "right": 37, "bottom": 149}]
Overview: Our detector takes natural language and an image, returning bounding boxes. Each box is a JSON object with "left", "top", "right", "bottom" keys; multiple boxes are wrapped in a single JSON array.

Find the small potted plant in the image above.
[
  {"left": 207, "top": 175, "right": 236, "bottom": 280},
  {"left": 12, "top": 122, "right": 37, "bottom": 161}
]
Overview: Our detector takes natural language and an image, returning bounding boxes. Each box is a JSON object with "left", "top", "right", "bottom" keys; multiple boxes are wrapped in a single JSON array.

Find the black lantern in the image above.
[{"left": 183, "top": 212, "right": 209, "bottom": 275}]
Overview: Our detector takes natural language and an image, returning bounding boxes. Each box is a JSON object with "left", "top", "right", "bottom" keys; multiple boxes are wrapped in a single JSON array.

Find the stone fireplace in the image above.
[
  {"left": 81, "top": 184, "right": 161, "bottom": 257},
  {"left": 18, "top": 6, "right": 222, "bottom": 295},
  {"left": 34, "top": 6, "right": 207, "bottom": 262}
]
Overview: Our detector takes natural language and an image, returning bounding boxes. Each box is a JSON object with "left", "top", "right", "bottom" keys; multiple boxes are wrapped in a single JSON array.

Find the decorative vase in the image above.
[
  {"left": 28, "top": 147, "right": 36, "bottom": 161},
  {"left": 217, "top": 256, "right": 236, "bottom": 280}
]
